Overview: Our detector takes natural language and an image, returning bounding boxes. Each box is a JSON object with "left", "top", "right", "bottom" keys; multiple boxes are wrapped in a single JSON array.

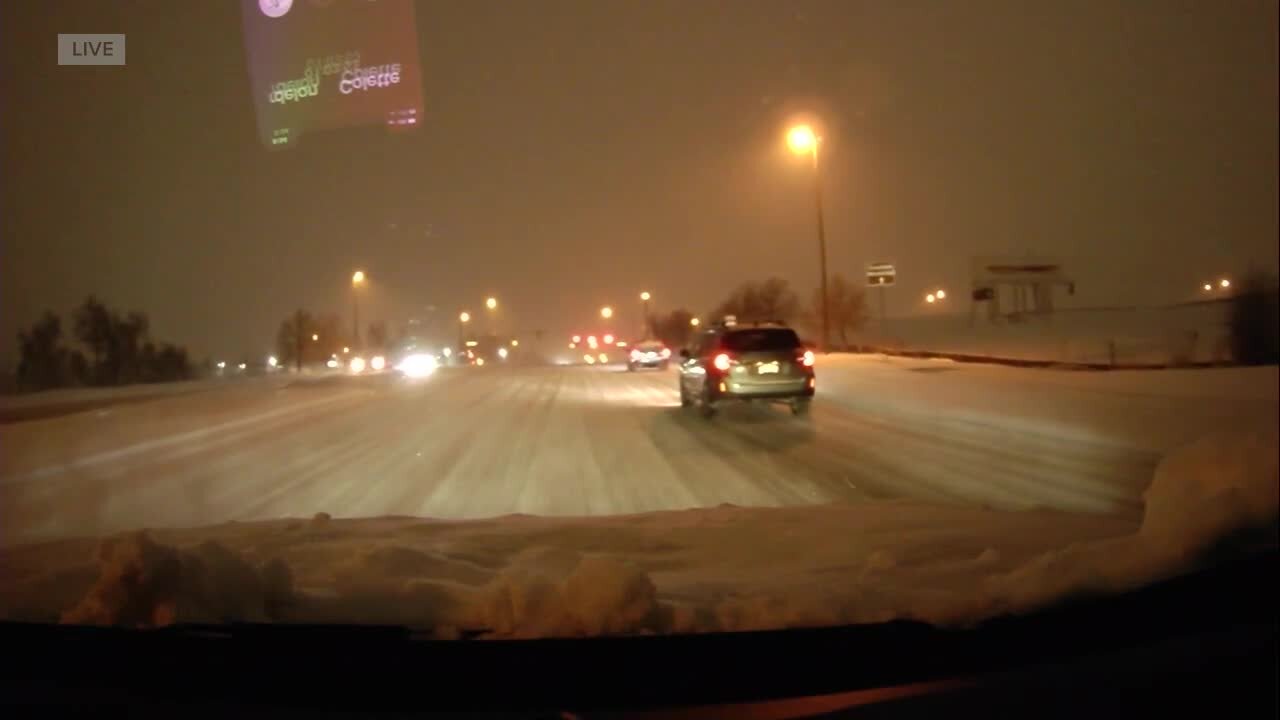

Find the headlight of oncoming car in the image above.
[
  {"left": 397, "top": 353, "right": 437, "bottom": 378},
  {"left": 371, "top": 355, "right": 386, "bottom": 371}
]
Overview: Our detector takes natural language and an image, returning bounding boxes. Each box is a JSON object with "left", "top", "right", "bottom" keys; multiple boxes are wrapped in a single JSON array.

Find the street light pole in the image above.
[
  {"left": 458, "top": 311, "right": 471, "bottom": 362},
  {"left": 811, "top": 141, "right": 830, "bottom": 354},
  {"left": 640, "top": 291, "right": 651, "bottom": 339},
  {"left": 788, "top": 125, "right": 830, "bottom": 353},
  {"left": 351, "top": 270, "right": 366, "bottom": 350}
]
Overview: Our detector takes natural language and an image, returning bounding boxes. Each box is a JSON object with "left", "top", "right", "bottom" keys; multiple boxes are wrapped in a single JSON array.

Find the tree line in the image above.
[
  {"left": 274, "top": 310, "right": 389, "bottom": 370},
  {"left": 646, "top": 273, "right": 869, "bottom": 351},
  {"left": 15, "top": 296, "right": 193, "bottom": 392}
]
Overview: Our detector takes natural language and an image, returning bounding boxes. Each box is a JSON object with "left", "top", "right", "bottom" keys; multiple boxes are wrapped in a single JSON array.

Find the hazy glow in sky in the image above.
[{"left": 0, "top": 1, "right": 1276, "bottom": 366}]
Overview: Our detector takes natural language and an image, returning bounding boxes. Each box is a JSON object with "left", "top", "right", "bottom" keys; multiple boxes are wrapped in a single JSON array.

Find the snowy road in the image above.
[{"left": 1, "top": 356, "right": 1275, "bottom": 546}]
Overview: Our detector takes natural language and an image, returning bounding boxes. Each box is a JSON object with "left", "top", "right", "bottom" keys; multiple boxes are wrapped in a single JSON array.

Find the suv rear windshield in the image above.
[{"left": 720, "top": 328, "right": 801, "bottom": 352}]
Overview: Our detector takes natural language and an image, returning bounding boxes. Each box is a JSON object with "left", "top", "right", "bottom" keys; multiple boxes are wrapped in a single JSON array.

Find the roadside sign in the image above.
[{"left": 866, "top": 263, "right": 896, "bottom": 287}]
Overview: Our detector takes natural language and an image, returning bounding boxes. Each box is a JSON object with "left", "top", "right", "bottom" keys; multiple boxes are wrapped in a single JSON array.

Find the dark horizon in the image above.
[{"left": 3, "top": 0, "right": 1277, "bottom": 367}]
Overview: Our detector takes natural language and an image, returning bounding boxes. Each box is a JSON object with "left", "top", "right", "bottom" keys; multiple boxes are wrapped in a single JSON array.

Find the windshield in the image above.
[{"left": 0, "top": 1, "right": 1276, "bottom": 642}]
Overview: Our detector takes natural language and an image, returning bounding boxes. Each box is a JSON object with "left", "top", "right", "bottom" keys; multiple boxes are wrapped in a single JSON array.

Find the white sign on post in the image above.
[{"left": 866, "top": 263, "right": 896, "bottom": 287}]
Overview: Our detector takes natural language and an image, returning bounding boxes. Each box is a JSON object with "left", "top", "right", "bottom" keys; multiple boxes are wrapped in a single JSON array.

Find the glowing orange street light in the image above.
[
  {"left": 786, "top": 125, "right": 817, "bottom": 154},
  {"left": 787, "top": 122, "right": 829, "bottom": 352}
]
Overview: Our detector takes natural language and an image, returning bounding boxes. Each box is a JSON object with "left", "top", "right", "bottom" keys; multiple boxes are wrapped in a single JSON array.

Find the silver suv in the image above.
[{"left": 677, "top": 320, "right": 816, "bottom": 418}]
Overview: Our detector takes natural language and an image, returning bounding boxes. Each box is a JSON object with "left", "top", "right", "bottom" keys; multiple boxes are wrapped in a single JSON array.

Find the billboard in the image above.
[{"left": 240, "top": 0, "right": 424, "bottom": 149}]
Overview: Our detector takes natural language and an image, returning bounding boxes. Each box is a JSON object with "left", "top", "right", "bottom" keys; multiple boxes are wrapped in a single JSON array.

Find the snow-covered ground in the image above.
[
  {"left": 0, "top": 358, "right": 1275, "bottom": 635},
  {"left": 0, "top": 374, "right": 295, "bottom": 424},
  {"left": 1, "top": 358, "right": 1273, "bottom": 546},
  {"left": 856, "top": 301, "right": 1231, "bottom": 365},
  {"left": 0, "top": 420, "right": 1273, "bottom": 636}
]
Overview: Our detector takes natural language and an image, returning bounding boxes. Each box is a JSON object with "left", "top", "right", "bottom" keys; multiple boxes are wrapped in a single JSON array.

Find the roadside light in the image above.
[
  {"left": 459, "top": 311, "right": 471, "bottom": 323},
  {"left": 349, "top": 356, "right": 366, "bottom": 373},
  {"left": 312, "top": 334, "right": 319, "bottom": 341},
  {"left": 713, "top": 353, "right": 732, "bottom": 371},
  {"left": 569, "top": 342, "right": 577, "bottom": 349},
  {"left": 690, "top": 318, "right": 700, "bottom": 327},
  {"left": 926, "top": 294, "right": 936, "bottom": 303},
  {"left": 1203, "top": 283, "right": 1213, "bottom": 292},
  {"left": 935, "top": 289, "right": 946, "bottom": 300},
  {"left": 486, "top": 297, "right": 498, "bottom": 310},
  {"left": 238, "top": 363, "right": 247, "bottom": 370},
  {"left": 572, "top": 335, "right": 581, "bottom": 343},
  {"left": 498, "top": 347, "right": 509, "bottom": 360},
  {"left": 1220, "top": 278, "right": 1231, "bottom": 289},
  {"left": 476, "top": 357, "right": 485, "bottom": 366},
  {"left": 371, "top": 356, "right": 386, "bottom": 371},
  {"left": 216, "top": 361, "right": 226, "bottom": 369},
  {"left": 787, "top": 125, "right": 817, "bottom": 154},
  {"left": 343, "top": 346, "right": 350, "bottom": 354},
  {"left": 600, "top": 306, "right": 613, "bottom": 319},
  {"left": 617, "top": 341, "right": 628, "bottom": 347},
  {"left": 603, "top": 334, "right": 615, "bottom": 345},
  {"left": 640, "top": 291, "right": 651, "bottom": 301},
  {"left": 442, "top": 347, "right": 452, "bottom": 357},
  {"left": 511, "top": 339, "right": 519, "bottom": 347},
  {"left": 587, "top": 335, "right": 599, "bottom": 349},
  {"left": 267, "top": 356, "right": 278, "bottom": 368},
  {"left": 465, "top": 340, "right": 478, "bottom": 347},
  {"left": 584, "top": 354, "right": 595, "bottom": 364},
  {"left": 598, "top": 353, "right": 608, "bottom": 363},
  {"left": 326, "top": 358, "right": 339, "bottom": 369}
]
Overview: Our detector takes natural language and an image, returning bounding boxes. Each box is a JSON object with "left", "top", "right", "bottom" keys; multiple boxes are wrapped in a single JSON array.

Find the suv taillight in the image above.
[
  {"left": 660, "top": 347, "right": 671, "bottom": 358},
  {"left": 800, "top": 350, "right": 815, "bottom": 367},
  {"left": 713, "top": 353, "right": 733, "bottom": 371}
]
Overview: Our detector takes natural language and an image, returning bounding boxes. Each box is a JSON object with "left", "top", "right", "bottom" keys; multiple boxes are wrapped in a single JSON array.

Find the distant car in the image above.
[
  {"left": 677, "top": 321, "right": 815, "bottom": 418},
  {"left": 627, "top": 340, "right": 671, "bottom": 371}
]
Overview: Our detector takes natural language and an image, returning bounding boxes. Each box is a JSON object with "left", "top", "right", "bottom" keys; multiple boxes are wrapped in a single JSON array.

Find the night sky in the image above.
[{"left": 2, "top": 0, "right": 1276, "bottom": 366}]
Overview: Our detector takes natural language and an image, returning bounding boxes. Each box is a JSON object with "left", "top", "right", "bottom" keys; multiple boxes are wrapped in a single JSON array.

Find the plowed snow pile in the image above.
[{"left": 2, "top": 422, "right": 1274, "bottom": 637}]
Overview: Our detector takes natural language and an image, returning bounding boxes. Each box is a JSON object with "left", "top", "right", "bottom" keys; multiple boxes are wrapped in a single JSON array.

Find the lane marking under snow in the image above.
[{"left": 1, "top": 391, "right": 367, "bottom": 485}]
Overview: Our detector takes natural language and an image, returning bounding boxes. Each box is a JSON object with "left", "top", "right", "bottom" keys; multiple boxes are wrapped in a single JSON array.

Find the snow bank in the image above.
[
  {"left": 856, "top": 303, "right": 1231, "bottom": 366},
  {"left": 4, "top": 421, "right": 1274, "bottom": 635},
  {"left": 58, "top": 530, "right": 294, "bottom": 626},
  {"left": 984, "top": 421, "right": 1279, "bottom": 615}
]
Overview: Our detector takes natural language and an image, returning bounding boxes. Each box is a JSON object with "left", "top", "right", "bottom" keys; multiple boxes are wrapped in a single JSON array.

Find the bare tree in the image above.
[
  {"left": 277, "top": 309, "right": 315, "bottom": 371},
  {"left": 367, "top": 321, "right": 388, "bottom": 350},
  {"left": 16, "top": 312, "right": 67, "bottom": 391},
  {"left": 711, "top": 277, "right": 800, "bottom": 324},
  {"left": 648, "top": 308, "right": 695, "bottom": 350},
  {"left": 809, "top": 273, "right": 868, "bottom": 349}
]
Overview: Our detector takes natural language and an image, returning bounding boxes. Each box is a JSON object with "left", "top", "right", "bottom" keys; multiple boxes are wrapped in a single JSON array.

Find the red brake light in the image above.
[
  {"left": 801, "top": 350, "right": 815, "bottom": 367},
  {"left": 713, "top": 353, "right": 732, "bottom": 371},
  {"left": 660, "top": 347, "right": 671, "bottom": 358}
]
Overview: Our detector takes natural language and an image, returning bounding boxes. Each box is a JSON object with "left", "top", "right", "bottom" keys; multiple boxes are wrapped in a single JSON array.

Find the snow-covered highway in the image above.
[{"left": 1, "top": 356, "right": 1275, "bottom": 547}]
